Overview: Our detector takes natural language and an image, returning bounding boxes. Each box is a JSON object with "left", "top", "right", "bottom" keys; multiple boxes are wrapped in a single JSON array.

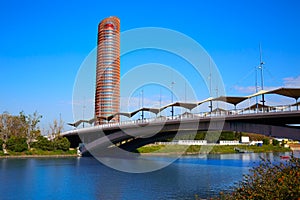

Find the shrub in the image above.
[
  {"left": 272, "top": 139, "right": 280, "bottom": 146},
  {"left": 219, "top": 131, "right": 236, "bottom": 140},
  {"left": 6, "top": 137, "right": 28, "bottom": 152},
  {"left": 221, "top": 156, "right": 300, "bottom": 199},
  {"left": 54, "top": 137, "right": 70, "bottom": 151},
  {"left": 0, "top": 138, "right": 3, "bottom": 151},
  {"left": 263, "top": 138, "right": 270, "bottom": 145},
  {"left": 34, "top": 136, "right": 54, "bottom": 151},
  {"left": 244, "top": 132, "right": 269, "bottom": 141}
]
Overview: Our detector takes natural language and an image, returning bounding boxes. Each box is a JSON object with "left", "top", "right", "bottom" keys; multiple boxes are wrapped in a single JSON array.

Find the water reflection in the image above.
[{"left": 0, "top": 152, "right": 295, "bottom": 200}]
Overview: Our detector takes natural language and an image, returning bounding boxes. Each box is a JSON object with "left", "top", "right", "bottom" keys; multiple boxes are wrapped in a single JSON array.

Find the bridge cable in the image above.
[{"left": 227, "top": 67, "right": 256, "bottom": 94}]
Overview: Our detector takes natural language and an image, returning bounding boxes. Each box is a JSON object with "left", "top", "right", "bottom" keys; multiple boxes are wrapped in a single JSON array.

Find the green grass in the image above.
[
  {"left": 136, "top": 145, "right": 166, "bottom": 153},
  {"left": 0, "top": 149, "right": 77, "bottom": 157},
  {"left": 137, "top": 144, "right": 291, "bottom": 154},
  {"left": 240, "top": 145, "right": 291, "bottom": 153},
  {"left": 26, "top": 149, "right": 77, "bottom": 155}
]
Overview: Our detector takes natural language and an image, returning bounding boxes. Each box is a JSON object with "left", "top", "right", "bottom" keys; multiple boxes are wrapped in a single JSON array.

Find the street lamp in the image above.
[
  {"left": 170, "top": 82, "right": 175, "bottom": 118},
  {"left": 208, "top": 59, "right": 213, "bottom": 113},
  {"left": 82, "top": 104, "right": 85, "bottom": 128},
  {"left": 140, "top": 89, "right": 144, "bottom": 120},
  {"left": 259, "top": 44, "right": 265, "bottom": 112}
]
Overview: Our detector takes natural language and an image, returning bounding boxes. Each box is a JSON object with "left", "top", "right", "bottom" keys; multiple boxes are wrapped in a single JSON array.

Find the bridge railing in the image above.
[{"left": 75, "top": 103, "right": 299, "bottom": 129}]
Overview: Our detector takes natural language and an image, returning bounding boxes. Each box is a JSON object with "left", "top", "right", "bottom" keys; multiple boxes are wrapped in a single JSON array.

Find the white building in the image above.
[
  {"left": 241, "top": 136, "right": 250, "bottom": 144},
  {"left": 219, "top": 140, "right": 240, "bottom": 145},
  {"left": 156, "top": 140, "right": 207, "bottom": 145},
  {"left": 177, "top": 140, "right": 207, "bottom": 145}
]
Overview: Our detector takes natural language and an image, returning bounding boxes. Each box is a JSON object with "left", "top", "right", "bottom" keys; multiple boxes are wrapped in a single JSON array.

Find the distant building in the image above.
[
  {"left": 95, "top": 16, "right": 120, "bottom": 124},
  {"left": 249, "top": 141, "right": 263, "bottom": 146},
  {"left": 219, "top": 140, "right": 240, "bottom": 145},
  {"left": 156, "top": 140, "right": 207, "bottom": 145},
  {"left": 177, "top": 140, "right": 207, "bottom": 145},
  {"left": 241, "top": 136, "right": 250, "bottom": 144}
]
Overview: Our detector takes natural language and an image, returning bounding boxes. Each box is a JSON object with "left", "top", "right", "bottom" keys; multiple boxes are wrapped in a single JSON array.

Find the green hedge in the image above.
[
  {"left": 54, "top": 137, "right": 70, "bottom": 151},
  {"left": 272, "top": 139, "right": 280, "bottom": 146},
  {"left": 6, "top": 137, "right": 28, "bottom": 152},
  {"left": 33, "top": 136, "right": 70, "bottom": 151},
  {"left": 263, "top": 138, "right": 270, "bottom": 145},
  {"left": 33, "top": 136, "right": 54, "bottom": 151}
]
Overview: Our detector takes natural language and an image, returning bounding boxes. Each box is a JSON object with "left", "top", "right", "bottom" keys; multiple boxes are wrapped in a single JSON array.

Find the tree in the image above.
[
  {"left": 272, "top": 139, "right": 280, "bottom": 146},
  {"left": 49, "top": 117, "right": 64, "bottom": 138},
  {"left": 206, "top": 131, "right": 222, "bottom": 143},
  {"left": 0, "top": 111, "right": 42, "bottom": 152},
  {"left": 33, "top": 136, "right": 70, "bottom": 151},
  {"left": 0, "top": 112, "right": 12, "bottom": 151},
  {"left": 263, "top": 138, "right": 270, "bottom": 145},
  {"left": 19, "top": 111, "right": 42, "bottom": 149},
  {"left": 0, "top": 112, "right": 30, "bottom": 139},
  {"left": 0, "top": 138, "right": 3, "bottom": 151},
  {"left": 54, "top": 137, "right": 70, "bottom": 151},
  {"left": 219, "top": 131, "right": 236, "bottom": 140},
  {"left": 221, "top": 156, "right": 300, "bottom": 199},
  {"left": 6, "top": 137, "right": 28, "bottom": 152},
  {"left": 34, "top": 136, "right": 54, "bottom": 151},
  {"left": 8, "top": 115, "right": 26, "bottom": 137}
]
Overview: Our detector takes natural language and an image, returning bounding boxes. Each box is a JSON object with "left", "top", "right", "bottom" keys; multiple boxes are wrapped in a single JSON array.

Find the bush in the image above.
[
  {"left": 6, "top": 137, "right": 28, "bottom": 152},
  {"left": 244, "top": 133, "right": 269, "bottom": 141},
  {"left": 0, "top": 139, "right": 3, "bottom": 151},
  {"left": 272, "top": 139, "right": 280, "bottom": 146},
  {"left": 263, "top": 138, "right": 270, "bottom": 145},
  {"left": 32, "top": 136, "right": 70, "bottom": 151},
  {"left": 54, "top": 137, "right": 70, "bottom": 151},
  {"left": 221, "top": 156, "right": 300, "bottom": 199},
  {"left": 34, "top": 136, "right": 54, "bottom": 151},
  {"left": 219, "top": 131, "right": 236, "bottom": 140}
]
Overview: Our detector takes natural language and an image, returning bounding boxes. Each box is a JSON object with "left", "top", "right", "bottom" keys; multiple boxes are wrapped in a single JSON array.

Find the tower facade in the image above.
[{"left": 95, "top": 16, "right": 120, "bottom": 124}]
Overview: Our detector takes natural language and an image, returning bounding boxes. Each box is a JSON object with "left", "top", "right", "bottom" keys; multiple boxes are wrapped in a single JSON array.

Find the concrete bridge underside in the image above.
[{"left": 64, "top": 111, "right": 300, "bottom": 154}]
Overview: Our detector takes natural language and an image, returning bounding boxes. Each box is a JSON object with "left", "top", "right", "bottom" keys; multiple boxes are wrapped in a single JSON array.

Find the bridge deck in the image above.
[{"left": 63, "top": 111, "right": 300, "bottom": 151}]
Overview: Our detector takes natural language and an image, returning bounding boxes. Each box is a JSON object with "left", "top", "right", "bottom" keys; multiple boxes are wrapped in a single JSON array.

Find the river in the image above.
[{"left": 0, "top": 152, "right": 294, "bottom": 200}]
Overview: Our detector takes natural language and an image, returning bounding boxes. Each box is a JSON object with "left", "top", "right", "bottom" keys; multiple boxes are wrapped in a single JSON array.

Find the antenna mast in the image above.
[
  {"left": 209, "top": 58, "right": 212, "bottom": 97},
  {"left": 259, "top": 43, "right": 265, "bottom": 111},
  {"left": 255, "top": 64, "right": 258, "bottom": 112}
]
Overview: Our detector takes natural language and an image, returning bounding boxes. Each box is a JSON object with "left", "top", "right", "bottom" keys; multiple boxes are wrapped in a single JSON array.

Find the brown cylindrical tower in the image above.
[{"left": 95, "top": 16, "right": 120, "bottom": 124}]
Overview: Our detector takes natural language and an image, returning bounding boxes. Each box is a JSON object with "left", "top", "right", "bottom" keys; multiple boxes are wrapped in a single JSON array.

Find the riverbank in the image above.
[
  {"left": 0, "top": 149, "right": 78, "bottom": 158},
  {"left": 1, "top": 145, "right": 292, "bottom": 158},
  {"left": 137, "top": 144, "right": 292, "bottom": 155},
  {"left": 0, "top": 154, "right": 78, "bottom": 159}
]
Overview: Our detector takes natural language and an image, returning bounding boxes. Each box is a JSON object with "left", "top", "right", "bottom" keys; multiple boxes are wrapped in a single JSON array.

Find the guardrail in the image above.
[{"left": 73, "top": 103, "right": 299, "bottom": 130}]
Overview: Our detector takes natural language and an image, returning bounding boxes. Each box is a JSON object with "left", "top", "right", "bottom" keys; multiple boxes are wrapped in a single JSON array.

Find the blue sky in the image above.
[{"left": 1, "top": 0, "right": 300, "bottom": 132}]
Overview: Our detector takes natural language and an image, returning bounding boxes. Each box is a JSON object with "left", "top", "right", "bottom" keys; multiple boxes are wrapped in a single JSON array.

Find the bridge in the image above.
[{"left": 63, "top": 87, "right": 300, "bottom": 155}]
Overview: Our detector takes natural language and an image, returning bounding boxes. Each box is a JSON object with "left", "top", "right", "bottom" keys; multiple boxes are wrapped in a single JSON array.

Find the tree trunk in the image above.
[
  {"left": 27, "top": 140, "right": 31, "bottom": 150},
  {"left": 2, "top": 143, "right": 8, "bottom": 154}
]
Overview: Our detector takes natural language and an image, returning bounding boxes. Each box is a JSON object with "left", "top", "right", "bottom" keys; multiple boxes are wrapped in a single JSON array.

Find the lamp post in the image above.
[
  {"left": 82, "top": 104, "right": 85, "bottom": 128},
  {"left": 255, "top": 65, "right": 258, "bottom": 113},
  {"left": 209, "top": 100, "right": 213, "bottom": 113},
  {"left": 170, "top": 82, "right": 175, "bottom": 119},
  {"left": 141, "top": 89, "right": 144, "bottom": 120},
  {"left": 82, "top": 98, "right": 86, "bottom": 128},
  {"left": 259, "top": 44, "right": 265, "bottom": 113},
  {"left": 208, "top": 58, "right": 213, "bottom": 113}
]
